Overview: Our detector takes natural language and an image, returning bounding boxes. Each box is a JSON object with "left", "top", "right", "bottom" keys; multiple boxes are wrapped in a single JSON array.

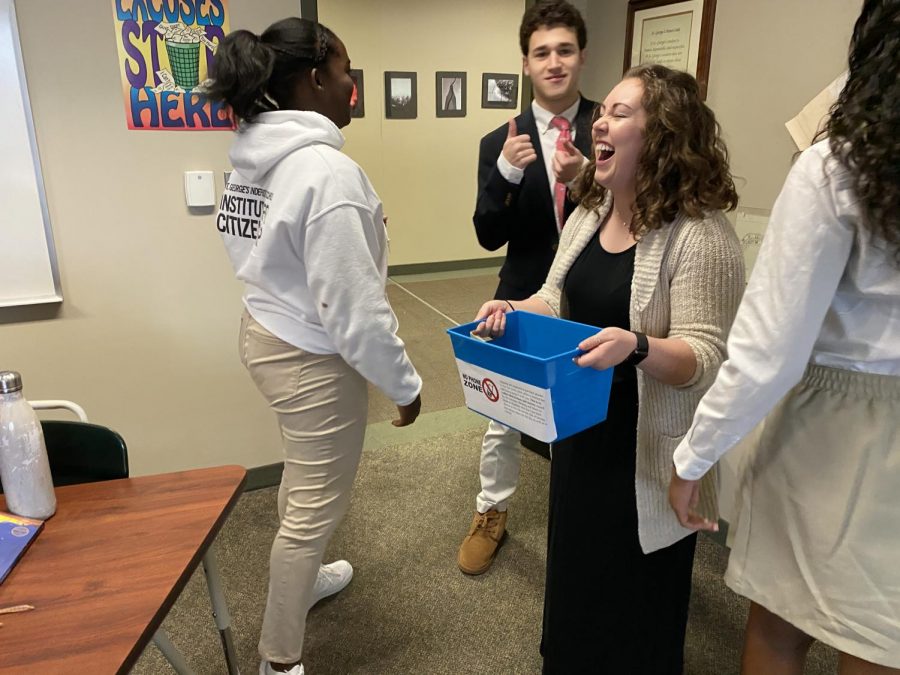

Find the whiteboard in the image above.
[{"left": 0, "top": 0, "right": 61, "bottom": 307}]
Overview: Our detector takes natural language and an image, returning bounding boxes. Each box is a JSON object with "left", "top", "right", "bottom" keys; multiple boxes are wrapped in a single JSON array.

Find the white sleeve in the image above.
[
  {"left": 304, "top": 203, "right": 422, "bottom": 406},
  {"left": 496, "top": 153, "right": 524, "bottom": 185},
  {"left": 673, "top": 150, "right": 854, "bottom": 480}
]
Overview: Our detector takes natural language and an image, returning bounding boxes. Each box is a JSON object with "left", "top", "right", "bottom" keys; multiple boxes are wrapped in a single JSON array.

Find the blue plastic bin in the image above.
[{"left": 447, "top": 311, "right": 613, "bottom": 443}]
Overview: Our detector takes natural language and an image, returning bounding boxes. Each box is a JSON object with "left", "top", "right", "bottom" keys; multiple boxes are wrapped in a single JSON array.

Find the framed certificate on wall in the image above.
[{"left": 624, "top": 0, "right": 717, "bottom": 99}]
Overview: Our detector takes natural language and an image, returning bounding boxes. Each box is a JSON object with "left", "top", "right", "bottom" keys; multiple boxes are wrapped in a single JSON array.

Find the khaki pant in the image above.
[
  {"left": 240, "top": 311, "right": 368, "bottom": 663},
  {"left": 726, "top": 364, "right": 900, "bottom": 667}
]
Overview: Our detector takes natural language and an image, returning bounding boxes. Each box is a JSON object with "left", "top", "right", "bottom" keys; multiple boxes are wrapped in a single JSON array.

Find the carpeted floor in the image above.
[
  {"left": 130, "top": 270, "right": 839, "bottom": 674},
  {"left": 366, "top": 274, "right": 502, "bottom": 425},
  {"left": 131, "top": 425, "right": 838, "bottom": 675}
]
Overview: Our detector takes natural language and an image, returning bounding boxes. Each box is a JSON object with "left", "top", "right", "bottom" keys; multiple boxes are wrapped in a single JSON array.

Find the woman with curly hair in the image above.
[
  {"left": 669, "top": 0, "right": 900, "bottom": 672},
  {"left": 472, "top": 64, "right": 744, "bottom": 673}
]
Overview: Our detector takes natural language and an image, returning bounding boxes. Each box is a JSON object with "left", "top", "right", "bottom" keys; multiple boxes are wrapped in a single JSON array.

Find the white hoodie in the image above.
[{"left": 217, "top": 110, "right": 421, "bottom": 406}]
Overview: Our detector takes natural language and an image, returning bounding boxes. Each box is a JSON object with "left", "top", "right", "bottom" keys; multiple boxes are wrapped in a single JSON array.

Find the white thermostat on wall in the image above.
[{"left": 184, "top": 170, "right": 216, "bottom": 207}]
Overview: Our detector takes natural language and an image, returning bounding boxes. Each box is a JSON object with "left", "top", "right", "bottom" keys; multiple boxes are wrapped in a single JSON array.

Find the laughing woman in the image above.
[{"left": 472, "top": 64, "right": 745, "bottom": 673}]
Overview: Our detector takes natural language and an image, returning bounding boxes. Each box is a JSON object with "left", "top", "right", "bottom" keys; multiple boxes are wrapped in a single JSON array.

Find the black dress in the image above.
[{"left": 541, "top": 234, "right": 697, "bottom": 674}]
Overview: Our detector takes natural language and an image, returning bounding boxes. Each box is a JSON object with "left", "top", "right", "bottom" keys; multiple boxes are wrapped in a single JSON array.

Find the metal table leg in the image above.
[
  {"left": 202, "top": 549, "right": 241, "bottom": 675},
  {"left": 152, "top": 630, "right": 197, "bottom": 675}
]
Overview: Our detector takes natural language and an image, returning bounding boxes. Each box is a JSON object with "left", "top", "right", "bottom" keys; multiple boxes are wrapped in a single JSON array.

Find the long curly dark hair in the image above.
[
  {"left": 820, "top": 0, "right": 900, "bottom": 263},
  {"left": 572, "top": 64, "right": 737, "bottom": 236}
]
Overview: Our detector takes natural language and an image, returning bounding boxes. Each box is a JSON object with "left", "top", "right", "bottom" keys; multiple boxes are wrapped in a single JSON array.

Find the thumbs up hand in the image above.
[
  {"left": 552, "top": 138, "right": 585, "bottom": 184},
  {"left": 501, "top": 118, "right": 538, "bottom": 170}
]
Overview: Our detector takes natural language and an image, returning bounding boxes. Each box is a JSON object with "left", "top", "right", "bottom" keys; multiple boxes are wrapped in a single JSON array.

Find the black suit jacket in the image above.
[{"left": 473, "top": 96, "right": 597, "bottom": 300}]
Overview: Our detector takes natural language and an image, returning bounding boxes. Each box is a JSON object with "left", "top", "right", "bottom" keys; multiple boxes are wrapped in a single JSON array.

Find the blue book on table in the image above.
[{"left": 0, "top": 511, "right": 44, "bottom": 584}]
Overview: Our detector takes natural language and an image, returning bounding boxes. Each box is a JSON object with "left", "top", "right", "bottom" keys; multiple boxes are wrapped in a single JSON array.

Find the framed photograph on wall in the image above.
[
  {"left": 384, "top": 71, "right": 417, "bottom": 119},
  {"left": 624, "top": 0, "right": 717, "bottom": 99},
  {"left": 349, "top": 69, "right": 365, "bottom": 118},
  {"left": 436, "top": 71, "right": 466, "bottom": 118},
  {"left": 481, "top": 73, "right": 519, "bottom": 109}
]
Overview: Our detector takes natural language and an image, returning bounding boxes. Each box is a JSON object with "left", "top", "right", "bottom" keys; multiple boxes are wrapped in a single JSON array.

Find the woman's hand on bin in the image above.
[
  {"left": 392, "top": 393, "right": 422, "bottom": 427},
  {"left": 472, "top": 300, "right": 512, "bottom": 338},
  {"left": 573, "top": 327, "right": 636, "bottom": 370}
]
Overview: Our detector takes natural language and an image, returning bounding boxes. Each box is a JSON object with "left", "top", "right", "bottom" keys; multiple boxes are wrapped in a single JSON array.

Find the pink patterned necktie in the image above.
[{"left": 549, "top": 115, "right": 571, "bottom": 230}]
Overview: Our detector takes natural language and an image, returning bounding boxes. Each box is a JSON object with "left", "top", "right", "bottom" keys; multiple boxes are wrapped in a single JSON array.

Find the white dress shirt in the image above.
[
  {"left": 496, "top": 98, "right": 581, "bottom": 230},
  {"left": 674, "top": 140, "right": 900, "bottom": 480}
]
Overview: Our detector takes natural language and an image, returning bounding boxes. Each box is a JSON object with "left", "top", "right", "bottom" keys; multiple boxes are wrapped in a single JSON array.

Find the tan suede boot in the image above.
[{"left": 457, "top": 509, "right": 508, "bottom": 575}]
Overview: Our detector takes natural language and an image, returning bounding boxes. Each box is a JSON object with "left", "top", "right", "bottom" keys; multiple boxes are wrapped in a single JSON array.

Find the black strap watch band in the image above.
[{"left": 625, "top": 331, "right": 649, "bottom": 366}]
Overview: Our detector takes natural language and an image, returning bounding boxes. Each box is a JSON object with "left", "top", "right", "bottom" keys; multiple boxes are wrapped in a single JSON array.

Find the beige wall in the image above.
[
  {"left": 582, "top": 0, "right": 861, "bottom": 212},
  {"left": 2, "top": 0, "right": 861, "bottom": 479},
  {"left": 3, "top": 0, "right": 525, "bottom": 478},
  {"left": 318, "top": 0, "right": 525, "bottom": 265},
  {"left": 2, "top": 0, "right": 298, "bottom": 476}
]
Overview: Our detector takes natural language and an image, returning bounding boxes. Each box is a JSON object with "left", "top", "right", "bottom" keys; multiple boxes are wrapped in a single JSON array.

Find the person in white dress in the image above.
[{"left": 668, "top": 1, "right": 900, "bottom": 673}]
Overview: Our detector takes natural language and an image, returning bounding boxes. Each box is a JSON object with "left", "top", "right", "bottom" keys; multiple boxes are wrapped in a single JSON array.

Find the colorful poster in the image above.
[{"left": 112, "top": 0, "right": 232, "bottom": 130}]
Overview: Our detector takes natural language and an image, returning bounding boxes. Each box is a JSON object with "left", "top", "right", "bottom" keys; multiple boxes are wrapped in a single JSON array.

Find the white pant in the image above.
[{"left": 476, "top": 420, "right": 522, "bottom": 513}]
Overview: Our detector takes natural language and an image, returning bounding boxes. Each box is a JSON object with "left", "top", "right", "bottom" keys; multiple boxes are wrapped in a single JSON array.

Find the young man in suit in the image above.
[{"left": 459, "top": 0, "right": 597, "bottom": 575}]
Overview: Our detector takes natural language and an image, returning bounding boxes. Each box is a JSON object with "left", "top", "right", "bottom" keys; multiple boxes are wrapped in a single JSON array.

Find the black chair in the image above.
[
  {"left": 24, "top": 402, "right": 240, "bottom": 675},
  {"left": 0, "top": 422, "right": 128, "bottom": 495},
  {"left": 40, "top": 420, "right": 129, "bottom": 487}
]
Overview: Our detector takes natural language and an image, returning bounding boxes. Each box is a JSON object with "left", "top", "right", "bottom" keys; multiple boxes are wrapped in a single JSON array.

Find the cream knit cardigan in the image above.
[{"left": 536, "top": 193, "right": 745, "bottom": 553}]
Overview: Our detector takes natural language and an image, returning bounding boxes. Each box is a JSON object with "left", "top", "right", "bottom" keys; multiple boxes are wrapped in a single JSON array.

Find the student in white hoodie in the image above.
[{"left": 207, "top": 18, "right": 422, "bottom": 675}]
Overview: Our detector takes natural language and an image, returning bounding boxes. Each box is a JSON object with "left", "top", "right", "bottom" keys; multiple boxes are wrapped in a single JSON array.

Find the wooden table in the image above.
[{"left": 0, "top": 465, "right": 247, "bottom": 674}]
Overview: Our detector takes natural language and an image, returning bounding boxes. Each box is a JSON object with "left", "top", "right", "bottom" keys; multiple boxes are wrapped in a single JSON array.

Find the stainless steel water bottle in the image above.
[{"left": 0, "top": 371, "right": 56, "bottom": 519}]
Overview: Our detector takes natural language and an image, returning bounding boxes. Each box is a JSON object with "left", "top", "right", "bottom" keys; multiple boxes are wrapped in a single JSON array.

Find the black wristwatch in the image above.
[{"left": 624, "top": 331, "right": 649, "bottom": 366}]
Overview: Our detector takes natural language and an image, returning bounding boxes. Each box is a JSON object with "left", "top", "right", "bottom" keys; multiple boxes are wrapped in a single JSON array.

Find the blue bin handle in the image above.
[{"left": 565, "top": 347, "right": 585, "bottom": 363}]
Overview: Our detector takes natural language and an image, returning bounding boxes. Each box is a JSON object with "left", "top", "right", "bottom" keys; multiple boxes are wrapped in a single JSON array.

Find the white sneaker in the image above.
[
  {"left": 309, "top": 560, "right": 353, "bottom": 608},
  {"left": 259, "top": 661, "right": 304, "bottom": 675}
]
